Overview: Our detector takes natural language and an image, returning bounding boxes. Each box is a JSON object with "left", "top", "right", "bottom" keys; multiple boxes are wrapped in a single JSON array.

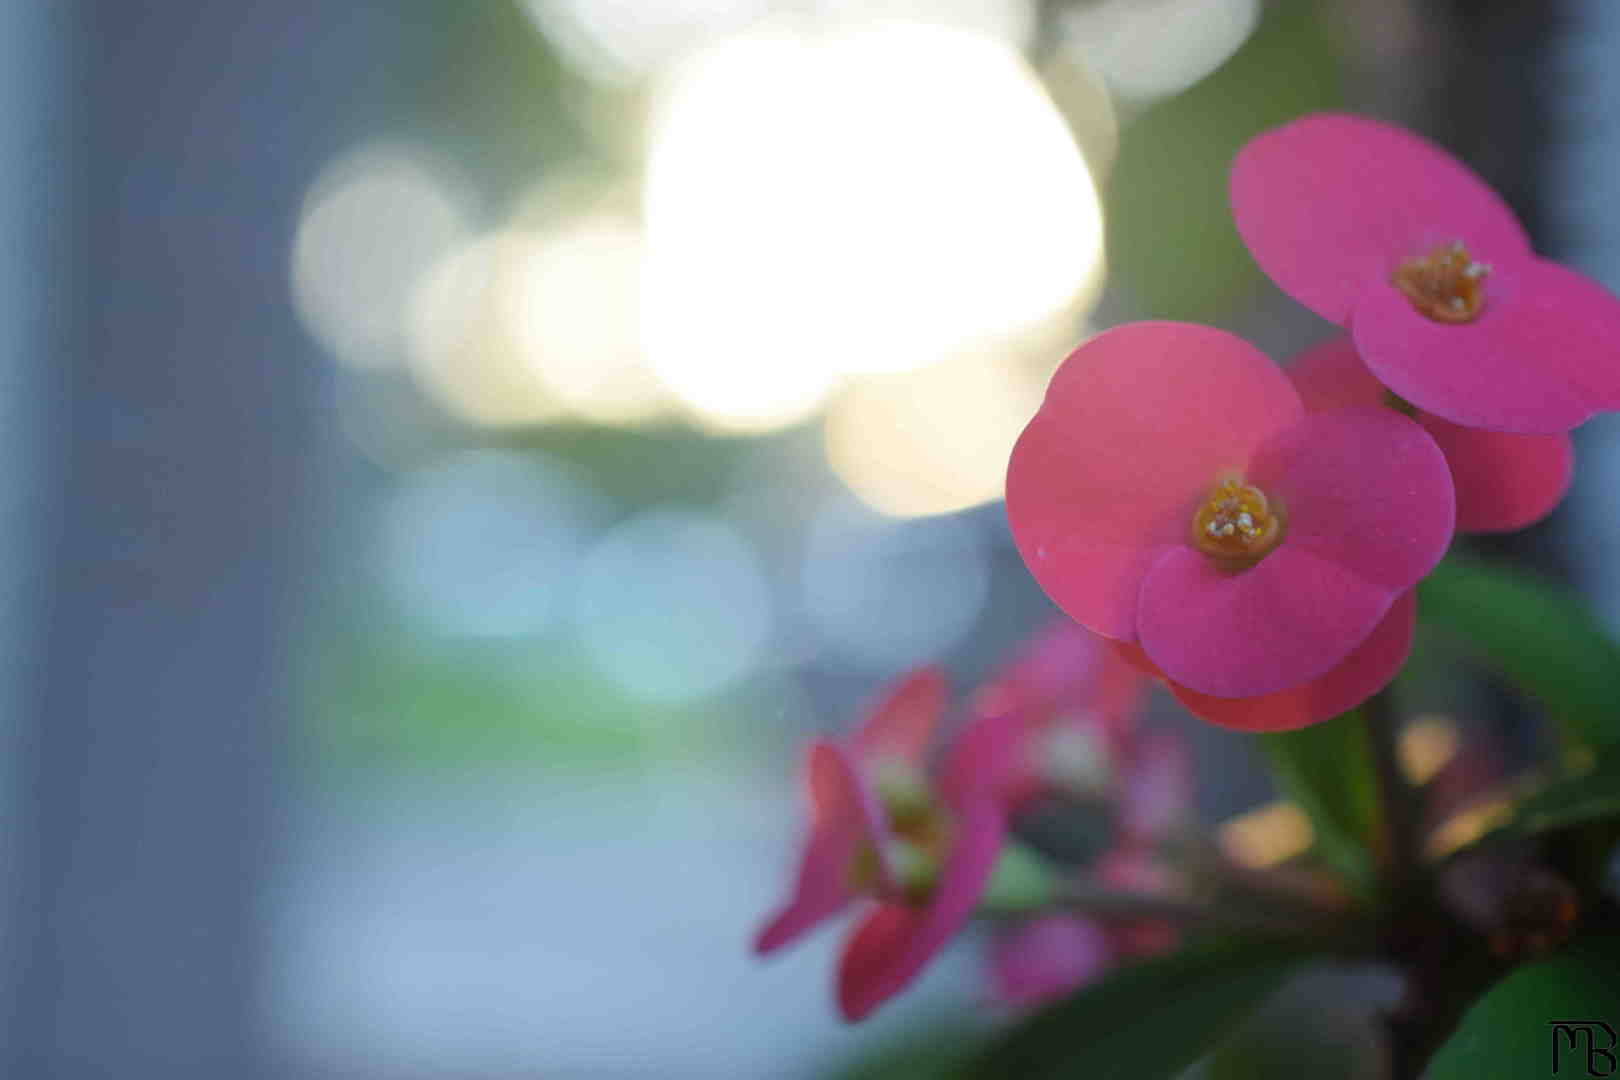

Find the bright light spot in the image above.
[
  {"left": 375, "top": 451, "right": 601, "bottom": 639},
  {"left": 1218, "top": 801, "right": 1313, "bottom": 869},
  {"left": 824, "top": 350, "right": 1048, "bottom": 518},
  {"left": 801, "top": 497, "right": 988, "bottom": 670},
  {"left": 520, "top": 0, "right": 1033, "bottom": 83},
  {"left": 1039, "top": 48, "right": 1120, "bottom": 181},
  {"left": 498, "top": 213, "right": 668, "bottom": 425},
  {"left": 293, "top": 142, "right": 469, "bottom": 369},
  {"left": 406, "top": 232, "right": 567, "bottom": 428},
  {"left": 642, "top": 20, "right": 1104, "bottom": 431},
  {"left": 1059, "top": 0, "right": 1260, "bottom": 104},
  {"left": 1399, "top": 715, "right": 1461, "bottom": 785},
  {"left": 519, "top": 0, "right": 772, "bottom": 83},
  {"left": 821, "top": 0, "right": 1035, "bottom": 49},
  {"left": 575, "top": 509, "right": 772, "bottom": 704},
  {"left": 1427, "top": 798, "right": 1515, "bottom": 861}
]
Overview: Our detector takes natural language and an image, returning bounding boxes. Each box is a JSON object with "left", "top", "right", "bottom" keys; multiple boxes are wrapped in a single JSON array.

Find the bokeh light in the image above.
[
  {"left": 641, "top": 19, "right": 1104, "bottom": 431},
  {"left": 375, "top": 451, "right": 602, "bottom": 639},
  {"left": 522, "top": 0, "right": 1035, "bottom": 83},
  {"left": 823, "top": 347, "right": 1052, "bottom": 518},
  {"left": 518, "top": 0, "right": 774, "bottom": 83},
  {"left": 499, "top": 211, "right": 669, "bottom": 425},
  {"left": 575, "top": 508, "right": 772, "bottom": 704},
  {"left": 292, "top": 141, "right": 470, "bottom": 369},
  {"left": 801, "top": 496, "right": 989, "bottom": 670},
  {"left": 406, "top": 231, "right": 568, "bottom": 428},
  {"left": 1059, "top": 0, "right": 1261, "bottom": 105},
  {"left": 1218, "top": 801, "right": 1313, "bottom": 870}
]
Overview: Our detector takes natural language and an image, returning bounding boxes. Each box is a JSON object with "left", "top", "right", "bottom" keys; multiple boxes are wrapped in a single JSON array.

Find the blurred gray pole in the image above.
[
  {"left": 4, "top": 4, "right": 391, "bottom": 1076},
  {"left": 1553, "top": 0, "right": 1620, "bottom": 636},
  {"left": 0, "top": 0, "right": 66, "bottom": 1066}
]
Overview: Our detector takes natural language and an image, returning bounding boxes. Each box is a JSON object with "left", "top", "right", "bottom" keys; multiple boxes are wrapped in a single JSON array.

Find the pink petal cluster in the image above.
[
  {"left": 1288, "top": 336, "right": 1573, "bottom": 533},
  {"left": 986, "top": 669, "right": 1192, "bottom": 1008},
  {"left": 754, "top": 669, "right": 1016, "bottom": 1022},
  {"left": 988, "top": 913, "right": 1113, "bottom": 1008},
  {"left": 971, "top": 618, "right": 1150, "bottom": 812},
  {"left": 1006, "top": 321, "right": 1454, "bottom": 730},
  {"left": 1232, "top": 112, "right": 1620, "bottom": 435}
]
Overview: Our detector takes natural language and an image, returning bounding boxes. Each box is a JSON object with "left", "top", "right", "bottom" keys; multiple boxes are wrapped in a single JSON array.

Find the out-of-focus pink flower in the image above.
[
  {"left": 974, "top": 619, "right": 1150, "bottom": 812},
  {"left": 1288, "top": 336, "right": 1573, "bottom": 533},
  {"left": 988, "top": 913, "right": 1114, "bottom": 1008},
  {"left": 1232, "top": 113, "right": 1620, "bottom": 435},
  {"left": 1006, "top": 321, "right": 1453, "bottom": 718},
  {"left": 1096, "top": 847, "right": 1181, "bottom": 957},
  {"left": 1116, "top": 591, "right": 1419, "bottom": 732},
  {"left": 1117, "top": 732, "right": 1193, "bottom": 843},
  {"left": 985, "top": 695, "right": 1193, "bottom": 1009},
  {"left": 755, "top": 669, "right": 1018, "bottom": 1022}
]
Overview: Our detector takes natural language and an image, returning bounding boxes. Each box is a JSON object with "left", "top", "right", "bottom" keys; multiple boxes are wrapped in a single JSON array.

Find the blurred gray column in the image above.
[
  {"left": 0, "top": 0, "right": 65, "bottom": 1066},
  {"left": 3, "top": 4, "right": 395, "bottom": 1076},
  {"left": 1553, "top": 0, "right": 1620, "bottom": 635}
]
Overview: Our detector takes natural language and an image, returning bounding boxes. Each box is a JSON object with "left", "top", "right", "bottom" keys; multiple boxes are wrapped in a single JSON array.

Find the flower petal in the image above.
[
  {"left": 1287, "top": 335, "right": 1385, "bottom": 412},
  {"left": 1288, "top": 336, "right": 1572, "bottom": 533},
  {"left": 1118, "top": 732, "right": 1193, "bottom": 841},
  {"left": 853, "top": 666, "right": 947, "bottom": 763},
  {"left": 939, "top": 710, "right": 1024, "bottom": 810},
  {"left": 1352, "top": 257, "right": 1620, "bottom": 434},
  {"left": 1007, "top": 322, "right": 1303, "bottom": 640},
  {"left": 1138, "top": 543, "right": 1395, "bottom": 697},
  {"left": 1245, "top": 406, "right": 1455, "bottom": 590},
  {"left": 836, "top": 904, "right": 920, "bottom": 1022},
  {"left": 755, "top": 741, "right": 889, "bottom": 954},
  {"left": 1416, "top": 414, "right": 1573, "bottom": 533},
  {"left": 1166, "top": 589, "right": 1416, "bottom": 731},
  {"left": 835, "top": 794, "right": 1006, "bottom": 1021},
  {"left": 989, "top": 915, "right": 1114, "bottom": 1008},
  {"left": 1231, "top": 112, "right": 1530, "bottom": 325}
]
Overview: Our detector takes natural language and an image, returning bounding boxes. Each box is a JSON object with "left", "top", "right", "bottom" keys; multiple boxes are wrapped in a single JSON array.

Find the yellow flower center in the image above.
[
  {"left": 847, "top": 760, "right": 951, "bottom": 904},
  {"left": 1190, "top": 476, "right": 1284, "bottom": 569},
  {"left": 1391, "top": 241, "right": 1490, "bottom": 323}
]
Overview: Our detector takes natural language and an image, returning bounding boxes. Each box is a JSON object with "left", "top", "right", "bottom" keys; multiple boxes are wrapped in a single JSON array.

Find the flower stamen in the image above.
[
  {"left": 1392, "top": 241, "right": 1490, "bottom": 323},
  {"left": 1191, "top": 476, "right": 1283, "bottom": 568}
]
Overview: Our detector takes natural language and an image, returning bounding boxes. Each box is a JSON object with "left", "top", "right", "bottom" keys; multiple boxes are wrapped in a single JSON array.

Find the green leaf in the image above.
[
  {"left": 970, "top": 939, "right": 1314, "bottom": 1080},
  {"left": 1259, "top": 713, "right": 1378, "bottom": 892},
  {"left": 1426, "top": 938, "right": 1620, "bottom": 1079},
  {"left": 1418, "top": 556, "right": 1620, "bottom": 752},
  {"left": 1515, "top": 756, "right": 1620, "bottom": 835}
]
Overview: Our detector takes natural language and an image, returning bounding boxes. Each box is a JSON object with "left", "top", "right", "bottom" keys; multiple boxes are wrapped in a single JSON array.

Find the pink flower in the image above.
[
  {"left": 1116, "top": 591, "right": 1418, "bottom": 732},
  {"left": 1005, "top": 321, "right": 1453, "bottom": 715},
  {"left": 972, "top": 619, "right": 1149, "bottom": 811},
  {"left": 1231, "top": 112, "right": 1620, "bottom": 435},
  {"left": 988, "top": 913, "right": 1114, "bottom": 1008},
  {"left": 1288, "top": 336, "right": 1573, "bottom": 533},
  {"left": 986, "top": 738, "right": 1190, "bottom": 1009},
  {"left": 1095, "top": 847, "right": 1182, "bottom": 958},
  {"left": 754, "top": 669, "right": 1017, "bottom": 1021},
  {"left": 1116, "top": 731, "right": 1193, "bottom": 843}
]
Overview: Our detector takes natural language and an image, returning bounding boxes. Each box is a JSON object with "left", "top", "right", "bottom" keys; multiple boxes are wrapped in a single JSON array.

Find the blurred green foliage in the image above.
[
  {"left": 1418, "top": 556, "right": 1620, "bottom": 754},
  {"left": 1426, "top": 937, "right": 1620, "bottom": 1079},
  {"left": 971, "top": 939, "right": 1315, "bottom": 1079},
  {"left": 1105, "top": 1, "right": 1342, "bottom": 320},
  {"left": 1260, "top": 712, "right": 1378, "bottom": 894}
]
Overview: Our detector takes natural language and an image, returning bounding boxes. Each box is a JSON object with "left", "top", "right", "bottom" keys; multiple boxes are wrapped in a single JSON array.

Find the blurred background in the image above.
[{"left": 2, "top": 1, "right": 1617, "bottom": 1076}]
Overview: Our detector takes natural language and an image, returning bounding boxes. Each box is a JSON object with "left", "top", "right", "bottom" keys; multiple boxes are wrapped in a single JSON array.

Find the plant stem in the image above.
[
  {"left": 1362, "top": 687, "right": 1434, "bottom": 1080},
  {"left": 1051, "top": 882, "right": 1322, "bottom": 937},
  {"left": 1363, "top": 688, "right": 1421, "bottom": 895}
]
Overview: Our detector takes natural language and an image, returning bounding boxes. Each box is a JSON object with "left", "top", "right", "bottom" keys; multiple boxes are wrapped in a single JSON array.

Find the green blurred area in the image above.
[{"left": 1105, "top": 1, "right": 1342, "bottom": 320}]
